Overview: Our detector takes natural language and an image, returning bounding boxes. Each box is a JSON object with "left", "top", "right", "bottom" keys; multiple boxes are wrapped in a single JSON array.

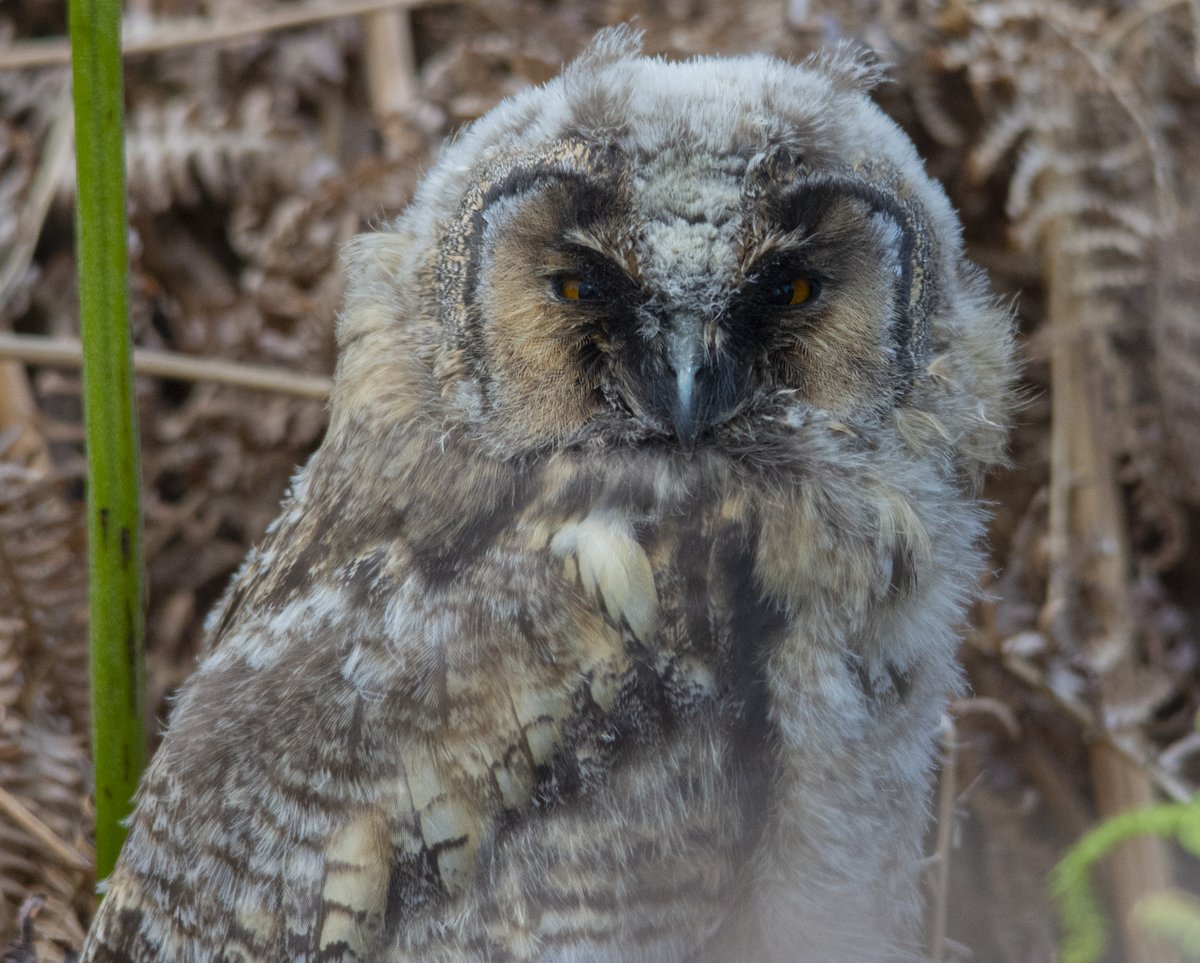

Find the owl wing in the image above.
[{"left": 79, "top": 450, "right": 769, "bottom": 963}]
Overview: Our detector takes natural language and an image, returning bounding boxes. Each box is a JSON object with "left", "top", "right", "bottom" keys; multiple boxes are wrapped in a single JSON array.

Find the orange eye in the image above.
[
  {"left": 765, "top": 278, "right": 815, "bottom": 306},
  {"left": 789, "top": 278, "right": 813, "bottom": 304},
  {"left": 557, "top": 276, "right": 601, "bottom": 302}
]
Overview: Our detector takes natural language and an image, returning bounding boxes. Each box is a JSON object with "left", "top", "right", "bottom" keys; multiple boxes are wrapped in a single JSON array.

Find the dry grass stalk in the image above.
[
  {"left": 0, "top": 368, "right": 49, "bottom": 476},
  {"left": 0, "top": 786, "right": 90, "bottom": 873},
  {"left": 0, "top": 0, "right": 434, "bottom": 71},
  {"left": 0, "top": 92, "right": 71, "bottom": 473},
  {"left": 363, "top": 9, "right": 418, "bottom": 118},
  {"left": 0, "top": 335, "right": 332, "bottom": 400},
  {"left": 969, "top": 637, "right": 1194, "bottom": 804},
  {"left": 929, "top": 715, "right": 958, "bottom": 963},
  {"left": 1044, "top": 181, "right": 1178, "bottom": 963},
  {"left": 0, "top": 95, "right": 71, "bottom": 314}
]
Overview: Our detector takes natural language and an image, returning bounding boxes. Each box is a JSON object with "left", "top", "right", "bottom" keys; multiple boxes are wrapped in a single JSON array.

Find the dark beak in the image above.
[{"left": 666, "top": 320, "right": 704, "bottom": 449}]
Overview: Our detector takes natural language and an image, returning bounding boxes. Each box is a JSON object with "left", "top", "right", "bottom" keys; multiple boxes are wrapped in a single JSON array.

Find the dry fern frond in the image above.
[
  {"left": 0, "top": 447, "right": 91, "bottom": 959},
  {"left": 1152, "top": 188, "right": 1200, "bottom": 498},
  {"left": 125, "top": 89, "right": 299, "bottom": 213},
  {"left": 0, "top": 452, "right": 88, "bottom": 729},
  {"left": 923, "top": 0, "right": 1199, "bottom": 581}
]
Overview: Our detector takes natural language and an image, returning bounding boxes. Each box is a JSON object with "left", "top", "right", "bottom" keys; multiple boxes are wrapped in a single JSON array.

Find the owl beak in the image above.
[{"left": 666, "top": 323, "right": 704, "bottom": 449}]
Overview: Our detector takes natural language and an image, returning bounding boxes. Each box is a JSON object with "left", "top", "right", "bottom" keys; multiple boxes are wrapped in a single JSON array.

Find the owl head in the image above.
[{"left": 336, "top": 28, "right": 1012, "bottom": 482}]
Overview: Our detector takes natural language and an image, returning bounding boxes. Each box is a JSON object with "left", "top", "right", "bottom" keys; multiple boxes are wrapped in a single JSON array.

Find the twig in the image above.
[
  {"left": 363, "top": 6, "right": 419, "bottom": 156},
  {"left": 929, "top": 714, "right": 958, "bottom": 963},
  {"left": 949, "top": 695, "right": 1022, "bottom": 740},
  {"left": 1022, "top": 742, "right": 1095, "bottom": 841},
  {"left": 0, "top": 334, "right": 333, "bottom": 400},
  {"left": 0, "top": 91, "right": 72, "bottom": 471},
  {"left": 363, "top": 9, "right": 418, "bottom": 118},
  {"left": 0, "top": 91, "right": 72, "bottom": 308},
  {"left": 966, "top": 635, "right": 1193, "bottom": 804},
  {"left": 0, "top": 783, "right": 92, "bottom": 871},
  {"left": 0, "top": 0, "right": 432, "bottom": 71},
  {"left": 1101, "top": 0, "right": 1191, "bottom": 54},
  {"left": 1043, "top": 163, "right": 1177, "bottom": 962}
]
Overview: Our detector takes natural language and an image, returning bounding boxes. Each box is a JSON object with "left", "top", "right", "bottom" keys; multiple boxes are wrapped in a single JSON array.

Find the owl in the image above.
[{"left": 80, "top": 28, "right": 1014, "bottom": 963}]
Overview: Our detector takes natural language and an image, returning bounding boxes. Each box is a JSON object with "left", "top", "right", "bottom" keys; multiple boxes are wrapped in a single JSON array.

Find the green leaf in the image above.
[{"left": 1052, "top": 800, "right": 1200, "bottom": 963}]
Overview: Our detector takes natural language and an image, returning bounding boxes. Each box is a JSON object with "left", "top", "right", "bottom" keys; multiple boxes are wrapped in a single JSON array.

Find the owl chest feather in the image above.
[
  {"left": 364, "top": 447, "right": 792, "bottom": 821},
  {"left": 356, "top": 451, "right": 797, "bottom": 958},
  {"left": 91, "top": 418, "right": 964, "bottom": 963}
]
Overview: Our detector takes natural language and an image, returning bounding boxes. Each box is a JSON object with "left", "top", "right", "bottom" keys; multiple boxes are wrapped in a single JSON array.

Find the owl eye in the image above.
[
  {"left": 763, "top": 278, "right": 818, "bottom": 306},
  {"left": 556, "top": 276, "right": 604, "bottom": 302}
]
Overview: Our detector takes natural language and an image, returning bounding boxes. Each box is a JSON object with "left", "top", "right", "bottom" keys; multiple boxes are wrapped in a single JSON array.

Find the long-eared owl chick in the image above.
[{"left": 81, "top": 27, "right": 1014, "bottom": 963}]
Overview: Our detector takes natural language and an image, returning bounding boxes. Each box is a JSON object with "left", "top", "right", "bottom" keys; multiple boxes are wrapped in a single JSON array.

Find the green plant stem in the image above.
[
  {"left": 1052, "top": 800, "right": 1200, "bottom": 963},
  {"left": 69, "top": 0, "right": 146, "bottom": 881}
]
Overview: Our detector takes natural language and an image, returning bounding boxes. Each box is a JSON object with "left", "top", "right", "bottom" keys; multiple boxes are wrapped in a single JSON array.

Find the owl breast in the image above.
[
  {"left": 351, "top": 446, "right": 795, "bottom": 961},
  {"left": 212, "top": 438, "right": 791, "bottom": 959}
]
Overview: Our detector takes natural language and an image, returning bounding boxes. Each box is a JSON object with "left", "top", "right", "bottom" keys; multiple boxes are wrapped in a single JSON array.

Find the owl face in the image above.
[
  {"left": 379, "top": 36, "right": 954, "bottom": 456},
  {"left": 465, "top": 154, "right": 921, "bottom": 448}
]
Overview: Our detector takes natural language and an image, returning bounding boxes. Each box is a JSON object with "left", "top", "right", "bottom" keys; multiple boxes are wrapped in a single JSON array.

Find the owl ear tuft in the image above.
[
  {"left": 802, "top": 41, "right": 889, "bottom": 94},
  {"left": 572, "top": 23, "right": 645, "bottom": 70}
]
